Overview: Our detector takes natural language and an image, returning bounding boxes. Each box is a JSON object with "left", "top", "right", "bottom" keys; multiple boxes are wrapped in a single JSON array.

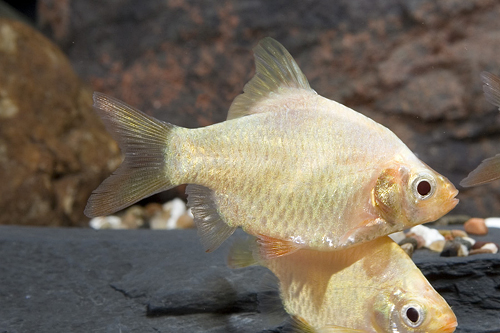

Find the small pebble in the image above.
[
  {"left": 400, "top": 243, "right": 414, "bottom": 257},
  {"left": 440, "top": 240, "right": 468, "bottom": 257},
  {"left": 485, "top": 217, "right": 500, "bottom": 229},
  {"left": 389, "top": 231, "right": 406, "bottom": 244},
  {"left": 150, "top": 198, "right": 194, "bottom": 230},
  {"left": 469, "top": 248, "right": 494, "bottom": 255},
  {"left": 398, "top": 237, "right": 418, "bottom": 249},
  {"left": 404, "top": 233, "right": 426, "bottom": 249},
  {"left": 176, "top": 211, "right": 195, "bottom": 229},
  {"left": 454, "top": 237, "right": 473, "bottom": 250},
  {"left": 462, "top": 236, "right": 476, "bottom": 247},
  {"left": 464, "top": 218, "right": 488, "bottom": 235},
  {"left": 89, "top": 216, "right": 124, "bottom": 230},
  {"left": 458, "top": 244, "right": 469, "bottom": 257},
  {"left": 429, "top": 240, "right": 446, "bottom": 252},
  {"left": 451, "top": 229, "right": 468, "bottom": 238},
  {"left": 149, "top": 210, "right": 171, "bottom": 230},
  {"left": 472, "top": 241, "right": 489, "bottom": 250},
  {"left": 409, "top": 225, "right": 445, "bottom": 248},
  {"left": 438, "top": 229, "right": 454, "bottom": 241},
  {"left": 144, "top": 203, "right": 163, "bottom": 219},
  {"left": 440, "top": 240, "right": 460, "bottom": 257},
  {"left": 121, "top": 205, "right": 145, "bottom": 229},
  {"left": 481, "top": 243, "right": 498, "bottom": 254},
  {"left": 469, "top": 243, "right": 498, "bottom": 255},
  {"left": 163, "top": 198, "right": 189, "bottom": 229}
]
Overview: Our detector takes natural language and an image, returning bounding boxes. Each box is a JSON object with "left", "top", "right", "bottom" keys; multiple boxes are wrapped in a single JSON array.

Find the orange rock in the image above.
[{"left": 464, "top": 218, "right": 488, "bottom": 235}]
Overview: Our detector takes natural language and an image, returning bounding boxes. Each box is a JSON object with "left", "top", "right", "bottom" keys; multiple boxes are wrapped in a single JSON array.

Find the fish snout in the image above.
[
  {"left": 439, "top": 176, "right": 459, "bottom": 212},
  {"left": 439, "top": 315, "right": 458, "bottom": 333}
]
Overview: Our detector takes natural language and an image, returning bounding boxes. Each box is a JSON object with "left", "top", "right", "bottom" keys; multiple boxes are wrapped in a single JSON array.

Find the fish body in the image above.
[
  {"left": 461, "top": 71, "right": 500, "bottom": 187},
  {"left": 86, "top": 38, "right": 458, "bottom": 256},
  {"left": 228, "top": 236, "right": 457, "bottom": 333}
]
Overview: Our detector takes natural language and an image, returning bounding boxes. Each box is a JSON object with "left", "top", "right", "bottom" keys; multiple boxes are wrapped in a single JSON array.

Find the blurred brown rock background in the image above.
[{"left": 2, "top": 0, "right": 500, "bottom": 226}]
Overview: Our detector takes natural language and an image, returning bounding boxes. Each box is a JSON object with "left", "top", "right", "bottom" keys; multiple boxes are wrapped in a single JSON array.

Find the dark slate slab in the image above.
[{"left": 0, "top": 226, "right": 498, "bottom": 333}]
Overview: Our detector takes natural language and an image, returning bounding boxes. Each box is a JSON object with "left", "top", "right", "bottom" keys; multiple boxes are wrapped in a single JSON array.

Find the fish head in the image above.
[
  {"left": 371, "top": 285, "right": 457, "bottom": 333},
  {"left": 373, "top": 160, "right": 459, "bottom": 228}
]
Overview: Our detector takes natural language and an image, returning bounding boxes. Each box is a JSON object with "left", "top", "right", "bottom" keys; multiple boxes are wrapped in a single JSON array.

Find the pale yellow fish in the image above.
[
  {"left": 461, "top": 71, "right": 500, "bottom": 187},
  {"left": 85, "top": 37, "right": 458, "bottom": 257},
  {"left": 228, "top": 236, "right": 457, "bottom": 333}
]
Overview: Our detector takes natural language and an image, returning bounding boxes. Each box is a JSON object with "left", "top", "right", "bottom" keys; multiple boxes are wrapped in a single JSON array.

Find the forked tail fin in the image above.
[{"left": 85, "top": 92, "right": 177, "bottom": 218}]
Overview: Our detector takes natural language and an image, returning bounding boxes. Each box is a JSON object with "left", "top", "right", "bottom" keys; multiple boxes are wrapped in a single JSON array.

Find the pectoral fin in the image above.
[
  {"left": 257, "top": 234, "right": 301, "bottom": 259},
  {"left": 288, "top": 316, "right": 364, "bottom": 333}
]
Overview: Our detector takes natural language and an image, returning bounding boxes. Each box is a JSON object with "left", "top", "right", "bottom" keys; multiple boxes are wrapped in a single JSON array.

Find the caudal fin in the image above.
[{"left": 85, "top": 92, "right": 177, "bottom": 218}]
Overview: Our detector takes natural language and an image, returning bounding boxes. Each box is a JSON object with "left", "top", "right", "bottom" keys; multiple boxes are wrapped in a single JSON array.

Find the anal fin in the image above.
[
  {"left": 257, "top": 234, "right": 301, "bottom": 259},
  {"left": 186, "top": 185, "right": 236, "bottom": 252}
]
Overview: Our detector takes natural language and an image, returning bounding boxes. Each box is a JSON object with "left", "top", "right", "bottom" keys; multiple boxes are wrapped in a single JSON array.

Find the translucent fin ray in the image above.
[
  {"left": 186, "top": 184, "right": 237, "bottom": 252},
  {"left": 460, "top": 72, "right": 500, "bottom": 187},
  {"left": 227, "top": 236, "right": 259, "bottom": 269},
  {"left": 85, "top": 93, "right": 177, "bottom": 217},
  {"left": 460, "top": 154, "right": 500, "bottom": 187},
  {"left": 481, "top": 71, "right": 500, "bottom": 109},
  {"left": 227, "top": 37, "right": 315, "bottom": 120}
]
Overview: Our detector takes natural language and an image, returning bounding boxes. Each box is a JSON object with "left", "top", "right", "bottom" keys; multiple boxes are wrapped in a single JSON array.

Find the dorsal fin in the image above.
[{"left": 227, "top": 37, "right": 316, "bottom": 120}]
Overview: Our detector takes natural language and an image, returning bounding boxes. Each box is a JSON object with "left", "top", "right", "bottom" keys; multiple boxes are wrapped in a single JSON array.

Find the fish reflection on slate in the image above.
[
  {"left": 461, "top": 71, "right": 500, "bottom": 187},
  {"left": 228, "top": 236, "right": 457, "bottom": 333},
  {"left": 85, "top": 38, "right": 458, "bottom": 258}
]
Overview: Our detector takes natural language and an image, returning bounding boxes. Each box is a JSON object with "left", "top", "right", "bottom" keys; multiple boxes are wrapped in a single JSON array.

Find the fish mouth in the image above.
[
  {"left": 444, "top": 186, "right": 459, "bottom": 212},
  {"left": 439, "top": 318, "right": 458, "bottom": 333}
]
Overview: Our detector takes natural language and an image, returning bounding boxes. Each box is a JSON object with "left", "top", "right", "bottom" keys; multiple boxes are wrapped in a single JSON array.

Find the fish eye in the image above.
[
  {"left": 401, "top": 304, "right": 424, "bottom": 328},
  {"left": 412, "top": 173, "right": 436, "bottom": 200}
]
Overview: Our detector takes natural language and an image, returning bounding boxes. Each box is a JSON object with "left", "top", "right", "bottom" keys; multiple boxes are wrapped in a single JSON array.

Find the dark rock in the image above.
[
  {"left": 440, "top": 240, "right": 463, "bottom": 257},
  {"left": 36, "top": 0, "right": 500, "bottom": 217},
  {"left": 0, "top": 226, "right": 499, "bottom": 332},
  {"left": 454, "top": 237, "right": 473, "bottom": 251},
  {"left": 398, "top": 236, "right": 418, "bottom": 249},
  {"left": 0, "top": 18, "right": 122, "bottom": 226}
]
